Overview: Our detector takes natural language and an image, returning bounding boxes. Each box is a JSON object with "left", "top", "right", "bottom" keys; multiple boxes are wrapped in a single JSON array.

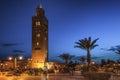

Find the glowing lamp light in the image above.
[
  {"left": 91, "top": 62, "right": 95, "bottom": 64},
  {"left": 8, "top": 57, "right": 12, "bottom": 60},
  {"left": 19, "top": 56, "right": 23, "bottom": 60},
  {"left": 37, "top": 63, "right": 44, "bottom": 68}
]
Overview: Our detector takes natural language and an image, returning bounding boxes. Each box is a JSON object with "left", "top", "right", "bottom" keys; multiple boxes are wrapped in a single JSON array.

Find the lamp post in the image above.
[
  {"left": 8, "top": 55, "right": 23, "bottom": 69},
  {"left": 28, "top": 58, "right": 32, "bottom": 68},
  {"left": 14, "top": 57, "right": 17, "bottom": 69}
]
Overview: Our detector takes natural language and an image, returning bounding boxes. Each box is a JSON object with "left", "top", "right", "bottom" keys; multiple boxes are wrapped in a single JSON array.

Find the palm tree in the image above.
[
  {"left": 80, "top": 57, "right": 86, "bottom": 64},
  {"left": 68, "top": 55, "right": 74, "bottom": 62},
  {"left": 58, "top": 53, "right": 74, "bottom": 64},
  {"left": 74, "top": 37, "right": 99, "bottom": 69}
]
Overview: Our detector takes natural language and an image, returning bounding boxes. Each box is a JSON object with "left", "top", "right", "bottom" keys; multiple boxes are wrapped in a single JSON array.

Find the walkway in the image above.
[{"left": 0, "top": 71, "right": 120, "bottom": 80}]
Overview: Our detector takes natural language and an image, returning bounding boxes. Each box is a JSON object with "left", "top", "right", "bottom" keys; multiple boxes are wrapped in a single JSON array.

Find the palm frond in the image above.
[
  {"left": 75, "top": 37, "right": 99, "bottom": 50},
  {"left": 75, "top": 40, "right": 87, "bottom": 50},
  {"left": 91, "top": 38, "right": 99, "bottom": 48},
  {"left": 91, "top": 44, "right": 99, "bottom": 49}
]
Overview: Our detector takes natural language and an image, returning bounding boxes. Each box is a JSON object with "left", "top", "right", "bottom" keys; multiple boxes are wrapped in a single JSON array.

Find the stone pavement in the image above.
[
  {"left": 0, "top": 71, "right": 120, "bottom": 80},
  {"left": 0, "top": 71, "right": 86, "bottom": 80},
  {"left": 48, "top": 71, "right": 86, "bottom": 80}
]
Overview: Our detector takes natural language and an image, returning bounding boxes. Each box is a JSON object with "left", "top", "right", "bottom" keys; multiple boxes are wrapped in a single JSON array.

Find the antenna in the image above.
[{"left": 40, "top": 0, "right": 42, "bottom": 8}]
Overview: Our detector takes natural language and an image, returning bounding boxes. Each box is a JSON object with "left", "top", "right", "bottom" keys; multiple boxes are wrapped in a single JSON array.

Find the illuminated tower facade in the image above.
[{"left": 32, "top": 2, "right": 48, "bottom": 68}]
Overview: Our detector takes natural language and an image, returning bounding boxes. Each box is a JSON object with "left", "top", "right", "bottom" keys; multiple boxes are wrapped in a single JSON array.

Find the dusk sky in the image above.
[{"left": 0, "top": 0, "right": 120, "bottom": 62}]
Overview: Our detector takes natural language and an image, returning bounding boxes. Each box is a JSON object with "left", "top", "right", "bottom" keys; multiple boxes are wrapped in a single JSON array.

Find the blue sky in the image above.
[{"left": 0, "top": 0, "right": 120, "bottom": 62}]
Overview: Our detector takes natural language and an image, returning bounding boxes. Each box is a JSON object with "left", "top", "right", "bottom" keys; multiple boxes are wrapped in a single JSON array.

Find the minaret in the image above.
[
  {"left": 32, "top": 0, "right": 48, "bottom": 68},
  {"left": 40, "top": 0, "right": 42, "bottom": 8}
]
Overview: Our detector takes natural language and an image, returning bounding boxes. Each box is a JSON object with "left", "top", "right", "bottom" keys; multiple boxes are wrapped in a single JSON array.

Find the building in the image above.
[
  {"left": 0, "top": 1, "right": 50, "bottom": 70},
  {"left": 31, "top": 1, "right": 48, "bottom": 68},
  {"left": 0, "top": 60, "right": 29, "bottom": 70}
]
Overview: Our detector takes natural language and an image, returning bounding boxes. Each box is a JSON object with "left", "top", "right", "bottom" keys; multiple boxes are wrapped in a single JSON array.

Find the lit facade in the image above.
[
  {"left": 32, "top": 3, "right": 48, "bottom": 68},
  {"left": 0, "top": 60, "right": 29, "bottom": 70}
]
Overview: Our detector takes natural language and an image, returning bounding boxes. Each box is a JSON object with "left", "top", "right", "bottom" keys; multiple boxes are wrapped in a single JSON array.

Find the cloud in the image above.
[
  {"left": 100, "top": 48, "right": 108, "bottom": 51},
  {"left": 12, "top": 50, "right": 25, "bottom": 53},
  {"left": 107, "top": 45, "right": 120, "bottom": 54},
  {"left": 101, "top": 45, "right": 120, "bottom": 51},
  {"left": 0, "top": 43, "right": 23, "bottom": 47},
  {"left": 108, "top": 47, "right": 116, "bottom": 51},
  {"left": 11, "top": 50, "right": 25, "bottom": 57}
]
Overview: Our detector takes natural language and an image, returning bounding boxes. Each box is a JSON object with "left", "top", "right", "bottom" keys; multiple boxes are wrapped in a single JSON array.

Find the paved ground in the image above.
[
  {"left": 0, "top": 75, "right": 85, "bottom": 80},
  {"left": 0, "top": 71, "right": 86, "bottom": 80},
  {"left": 0, "top": 76, "right": 86, "bottom": 80},
  {"left": 0, "top": 71, "right": 120, "bottom": 80},
  {"left": 0, "top": 76, "right": 85, "bottom": 80}
]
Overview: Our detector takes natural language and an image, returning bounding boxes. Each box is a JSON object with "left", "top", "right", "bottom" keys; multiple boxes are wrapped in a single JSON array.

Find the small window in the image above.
[
  {"left": 37, "top": 42, "right": 39, "bottom": 46},
  {"left": 36, "top": 34, "right": 40, "bottom": 37},
  {"left": 36, "top": 21, "right": 40, "bottom": 26},
  {"left": 45, "top": 37, "right": 46, "bottom": 40}
]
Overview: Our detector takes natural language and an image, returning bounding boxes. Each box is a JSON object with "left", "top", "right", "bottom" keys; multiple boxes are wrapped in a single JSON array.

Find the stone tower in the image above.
[{"left": 32, "top": 1, "right": 48, "bottom": 68}]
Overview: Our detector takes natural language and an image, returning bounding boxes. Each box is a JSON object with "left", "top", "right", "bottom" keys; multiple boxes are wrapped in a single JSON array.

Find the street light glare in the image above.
[
  {"left": 8, "top": 57, "right": 12, "bottom": 60},
  {"left": 19, "top": 56, "right": 23, "bottom": 60}
]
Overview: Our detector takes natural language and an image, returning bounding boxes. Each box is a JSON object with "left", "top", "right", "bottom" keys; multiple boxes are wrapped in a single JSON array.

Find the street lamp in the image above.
[
  {"left": 8, "top": 55, "right": 23, "bottom": 69},
  {"left": 28, "top": 58, "right": 32, "bottom": 68},
  {"left": 8, "top": 57, "right": 13, "bottom": 60},
  {"left": 19, "top": 56, "right": 23, "bottom": 60}
]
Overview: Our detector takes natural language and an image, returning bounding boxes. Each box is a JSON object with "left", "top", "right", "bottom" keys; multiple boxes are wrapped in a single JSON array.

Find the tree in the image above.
[
  {"left": 68, "top": 55, "right": 74, "bottom": 62},
  {"left": 74, "top": 37, "right": 99, "bottom": 69},
  {"left": 58, "top": 53, "right": 74, "bottom": 64},
  {"left": 80, "top": 57, "right": 86, "bottom": 64},
  {"left": 101, "top": 59, "right": 106, "bottom": 67}
]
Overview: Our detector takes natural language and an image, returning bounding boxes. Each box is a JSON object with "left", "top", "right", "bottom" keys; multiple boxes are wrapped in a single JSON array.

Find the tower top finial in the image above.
[{"left": 40, "top": 0, "right": 42, "bottom": 8}]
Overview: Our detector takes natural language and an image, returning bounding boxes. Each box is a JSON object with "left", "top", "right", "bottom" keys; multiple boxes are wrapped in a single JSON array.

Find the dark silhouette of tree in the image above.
[
  {"left": 74, "top": 37, "right": 99, "bottom": 70},
  {"left": 58, "top": 53, "right": 74, "bottom": 64},
  {"left": 68, "top": 55, "right": 74, "bottom": 62},
  {"left": 101, "top": 59, "right": 106, "bottom": 67},
  {"left": 107, "top": 59, "right": 115, "bottom": 64},
  {"left": 80, "top": 57, "right": 86, "bottom": 64}
]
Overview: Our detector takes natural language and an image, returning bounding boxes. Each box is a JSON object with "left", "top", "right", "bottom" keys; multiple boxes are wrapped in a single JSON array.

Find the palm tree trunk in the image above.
[
  {"left": 87, "top": 48, "right": 91, "bottom": 71},
  {"left": 65, "top": 59, "right": 68, "bottom": 64}
]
